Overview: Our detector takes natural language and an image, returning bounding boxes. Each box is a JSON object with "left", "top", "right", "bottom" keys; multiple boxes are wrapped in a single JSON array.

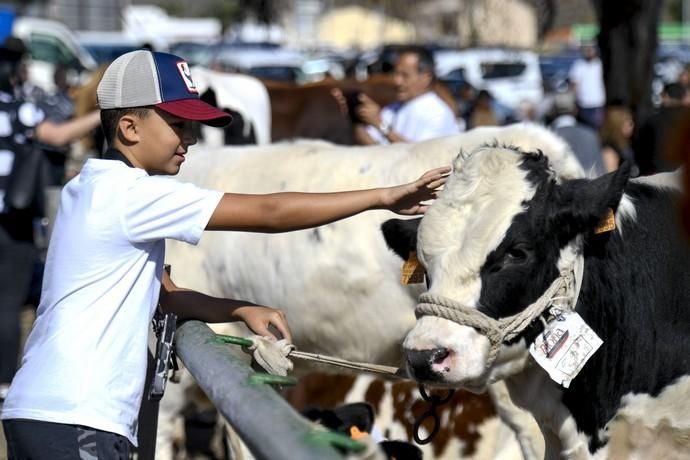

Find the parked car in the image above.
[
  {"left": 12, "top": 16, "right": 98, "bottom": 91},
  {"left": 76, "top": 31, "right": 146, "bottom": 66},
  {"left": 169, "top": 41, "right": 219, "bottom": 67},
  {"left": 434, "top": 47, "right": 544, "bottom": 110},
  {"left": 210, "top": 45, "right": 305, "bottom": 83},
  {"left": 539, "top": 49, "right": 581, "bottom": 92}
]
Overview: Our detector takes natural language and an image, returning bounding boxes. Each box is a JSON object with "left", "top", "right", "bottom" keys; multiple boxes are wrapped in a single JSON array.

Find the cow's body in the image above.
[
  {"left": 191, "top": 67, "right": 272, "bottom": 146},
  {"left": 384, "top": 141, "right": 690, "bottom": 458}
]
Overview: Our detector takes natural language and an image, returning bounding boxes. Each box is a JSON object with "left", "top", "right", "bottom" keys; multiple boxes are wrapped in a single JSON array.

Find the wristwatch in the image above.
[{"left": 378, "top": 120, "right": 391, "bottom": 136}]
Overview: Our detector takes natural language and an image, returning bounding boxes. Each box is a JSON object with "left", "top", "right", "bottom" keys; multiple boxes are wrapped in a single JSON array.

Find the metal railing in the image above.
[{"left": 175, "top": 320, "right": 349, "bottom": 460}]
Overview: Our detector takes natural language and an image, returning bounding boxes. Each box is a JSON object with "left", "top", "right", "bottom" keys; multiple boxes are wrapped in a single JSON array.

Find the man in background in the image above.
[
  {"left": 568, "top": 44, "right": 606, "bottom": 129},
  {"left": 550, "top": 91, "right": 605, "bottom": 177},
  {"left": 335, "top": 46, "right": 459, "bottom": 144}
]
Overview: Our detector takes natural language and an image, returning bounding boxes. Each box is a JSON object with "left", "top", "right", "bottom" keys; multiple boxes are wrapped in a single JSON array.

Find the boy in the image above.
[{"left": 0, "top": 50, "right": 449, "bottom": 459}]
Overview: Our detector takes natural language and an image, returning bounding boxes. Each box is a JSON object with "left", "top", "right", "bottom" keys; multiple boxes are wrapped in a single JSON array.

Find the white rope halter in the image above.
[{"left": 415, "top": 250, "right": 584, "bottom": 370}]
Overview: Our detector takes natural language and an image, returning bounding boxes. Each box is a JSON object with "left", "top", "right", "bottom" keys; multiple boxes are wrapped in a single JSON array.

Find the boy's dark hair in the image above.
[
  {"left": 100, "top": 107, "right": 153, "bottom": 144},
  {"left": 397, "top": 46, "right": 436, "bottom": 79}
]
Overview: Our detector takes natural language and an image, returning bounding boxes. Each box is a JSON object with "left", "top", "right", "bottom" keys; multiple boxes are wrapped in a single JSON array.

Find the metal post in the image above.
[{"left": 175, "top": 321, "right": 347, "bottom": 460}]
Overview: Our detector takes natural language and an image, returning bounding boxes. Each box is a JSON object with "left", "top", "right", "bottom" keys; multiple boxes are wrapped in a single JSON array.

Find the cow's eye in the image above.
[{"left": 505, "top": 247, "right": 528, "bottom": 263}]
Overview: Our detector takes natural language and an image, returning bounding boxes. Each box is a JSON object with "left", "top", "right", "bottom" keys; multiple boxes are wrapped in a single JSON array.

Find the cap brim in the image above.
[{"left": 156, "top": 99, "right": 232, "bottom": 127}]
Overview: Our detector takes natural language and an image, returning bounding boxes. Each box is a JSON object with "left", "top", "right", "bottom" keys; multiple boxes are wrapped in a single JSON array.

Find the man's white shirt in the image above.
[
  {"left": 1, "top": 158, "right": 222, "bottom": 445},
  {"left": 366, "top": 91, "right": 459, "bottom": 144},
  {"left": 568, "top": 58, "right": 605, "bottom": 109}
]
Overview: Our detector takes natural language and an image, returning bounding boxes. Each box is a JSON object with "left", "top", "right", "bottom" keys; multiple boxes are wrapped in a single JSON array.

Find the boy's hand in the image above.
[
  {"left": 233, "top": 305, "right": 292, "bottom": 342},
  {"left": 383, "top": 166, "right": 451, "bottom": 215}
]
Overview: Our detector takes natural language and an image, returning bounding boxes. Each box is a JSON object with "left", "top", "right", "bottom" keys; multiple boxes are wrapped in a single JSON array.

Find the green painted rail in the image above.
[{"left": 175, "top": 320, "right": 363, "bottom": 460}]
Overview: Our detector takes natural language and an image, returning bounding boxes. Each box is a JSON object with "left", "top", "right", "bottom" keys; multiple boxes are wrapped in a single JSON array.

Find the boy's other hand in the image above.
[
  {"left": 233, "top": 306, "right": 292, "bottom": 342},
  {"left": 383, "top": 166, "right": 451, "bottom": 215}
]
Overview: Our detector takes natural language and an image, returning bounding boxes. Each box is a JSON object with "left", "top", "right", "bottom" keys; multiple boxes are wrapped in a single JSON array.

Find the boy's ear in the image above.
[{"left": 117, "top": 115, "right": 140, "bottom": 144}]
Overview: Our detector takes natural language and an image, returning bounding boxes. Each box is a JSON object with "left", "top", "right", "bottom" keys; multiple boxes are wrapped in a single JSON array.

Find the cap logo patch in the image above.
[{"left": 176, "top": 61, "right": 198, "bottom": 93}]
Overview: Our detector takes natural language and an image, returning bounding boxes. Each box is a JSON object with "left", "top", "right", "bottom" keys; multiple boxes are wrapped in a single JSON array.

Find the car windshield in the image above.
[
  {"left": 83, "top": 44, "right": 141, "bottom": 65},
  {"left": 480, "top": 62, "right": 526, "bottom": 79}
]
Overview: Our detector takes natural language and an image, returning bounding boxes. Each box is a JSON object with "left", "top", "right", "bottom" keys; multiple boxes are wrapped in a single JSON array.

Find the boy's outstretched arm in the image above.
[
  {"left": 159, "top": 270, "right": 292, "bottom": 342},
  {"left": 206, "top": 166, "right": 450, "bottom": 232}
]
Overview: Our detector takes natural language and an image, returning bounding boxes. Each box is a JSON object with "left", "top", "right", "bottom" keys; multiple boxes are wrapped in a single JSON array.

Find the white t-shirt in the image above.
[
  {"left": 568, "top": 58, "right": 605, "bottom": 109},
  {"left": 366, "top": 91, "right": 459, "bottom": 144},
  {"left": 1, "top": 158, "right": 223, "bottom": 445}
]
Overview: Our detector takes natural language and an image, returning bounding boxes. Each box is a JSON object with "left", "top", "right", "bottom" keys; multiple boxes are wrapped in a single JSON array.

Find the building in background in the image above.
[
  {"left": 11, "top": 0, "right": 605, "bottom": 51},
  {"left": 48, "top": 0, "right": 127, "bottom": 32},
  {"left": 315, "top": 5, "right": 415, "bottom": 50}
]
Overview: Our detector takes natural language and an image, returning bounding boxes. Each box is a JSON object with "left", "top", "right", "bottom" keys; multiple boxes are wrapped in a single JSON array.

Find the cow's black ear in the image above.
[
  {"left": 381, "top": 218, "right": 421, "bottom": 260},
  {"left": 332, "top": 402, "right": 375, "bottom": 433},
  {"left": 550, "top": 162, "right": 631, "bottom": 241}
]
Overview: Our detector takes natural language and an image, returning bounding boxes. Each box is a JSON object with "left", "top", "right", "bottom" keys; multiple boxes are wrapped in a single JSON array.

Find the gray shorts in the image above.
[{"left": 2, "top": 419, "right": 130, "bottom": 460}]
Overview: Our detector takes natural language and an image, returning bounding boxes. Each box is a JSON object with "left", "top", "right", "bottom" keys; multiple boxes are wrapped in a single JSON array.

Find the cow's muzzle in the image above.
[{"left": 406, "top": 347, "right": 450, "bottom": 382}]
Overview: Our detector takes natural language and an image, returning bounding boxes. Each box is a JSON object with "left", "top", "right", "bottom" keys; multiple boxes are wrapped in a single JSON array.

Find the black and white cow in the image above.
[{"left": 382, "top": 144, "right": 690, "bottom": 458}]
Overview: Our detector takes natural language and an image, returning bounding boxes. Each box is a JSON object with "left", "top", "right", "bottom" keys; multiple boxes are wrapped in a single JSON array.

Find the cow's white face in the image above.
[
  {"left": 404, "top": 146, "right": 542, "bottom": 389},
  {"left": 395, "top": 145, "right": 630, "bottom": 391}
]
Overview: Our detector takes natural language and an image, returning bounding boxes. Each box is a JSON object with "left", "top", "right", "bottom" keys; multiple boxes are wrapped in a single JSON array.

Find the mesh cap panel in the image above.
[{"left": 97, "top": 51, "right": 162, "bottom": 108}]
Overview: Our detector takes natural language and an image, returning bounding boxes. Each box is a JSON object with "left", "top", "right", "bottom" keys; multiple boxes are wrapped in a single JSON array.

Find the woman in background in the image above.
[{"left": 600, "top": 105, "right": 637, "bottom": 174}]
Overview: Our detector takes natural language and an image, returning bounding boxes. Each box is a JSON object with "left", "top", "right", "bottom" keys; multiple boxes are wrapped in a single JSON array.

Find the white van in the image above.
[
  {"left": 12, "top": 17, "right": 97, "bottom": 92},
  {"left": 434, "top": 48, "right": 543, "bottom": 110}
]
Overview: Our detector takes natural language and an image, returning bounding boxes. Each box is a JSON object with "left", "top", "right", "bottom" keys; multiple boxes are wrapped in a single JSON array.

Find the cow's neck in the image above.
[
  {"left": 505, "top": 364, "right": 592, "bottom": 459},
  {"left": 558, "top": 185, "right": 690, "bottom": 452}
]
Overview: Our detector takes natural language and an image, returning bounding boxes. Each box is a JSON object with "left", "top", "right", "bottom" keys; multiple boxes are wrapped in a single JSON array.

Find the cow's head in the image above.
[{"left": 382, "top": 144, "right": 631, "bottom": 391}]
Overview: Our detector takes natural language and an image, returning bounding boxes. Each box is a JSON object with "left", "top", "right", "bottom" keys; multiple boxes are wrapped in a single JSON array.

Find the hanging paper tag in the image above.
[
  {"left": 401, "top": 251, "right": 425, "bottom": 285},
  {"left": 594, "top": 208, "right": 616, "bottom": 234},
  {"left": 529, "top": 312, "right": 603, "bottom": 388}
]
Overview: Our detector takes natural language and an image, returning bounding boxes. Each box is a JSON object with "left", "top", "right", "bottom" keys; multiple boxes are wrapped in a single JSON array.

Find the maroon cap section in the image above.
[{"left": 156, "top": 98, "right": 232, "bottom": 127}]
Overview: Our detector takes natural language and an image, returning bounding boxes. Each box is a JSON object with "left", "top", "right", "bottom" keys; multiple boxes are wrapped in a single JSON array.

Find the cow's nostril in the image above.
[
  {"left": 430, "top": 347, "right": 450, "bottom": 364},
  {"left": 406, "top": 348, "right": 450, "bottom": 382}
]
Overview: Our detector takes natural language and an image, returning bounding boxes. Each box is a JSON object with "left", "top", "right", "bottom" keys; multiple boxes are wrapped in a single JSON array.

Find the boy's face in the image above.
[{"left": 134, "top": 108, "right": 198, "bottom": 175}]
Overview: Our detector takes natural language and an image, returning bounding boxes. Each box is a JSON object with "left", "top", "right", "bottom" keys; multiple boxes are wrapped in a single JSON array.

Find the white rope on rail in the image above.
[{"left": 233, "top": 334, "right": 407, "bottom": 378}]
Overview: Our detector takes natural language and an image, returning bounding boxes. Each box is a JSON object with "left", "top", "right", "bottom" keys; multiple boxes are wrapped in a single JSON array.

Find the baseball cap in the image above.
[{"left": 97, "top": 50, "right": 231, "bottom": 127}]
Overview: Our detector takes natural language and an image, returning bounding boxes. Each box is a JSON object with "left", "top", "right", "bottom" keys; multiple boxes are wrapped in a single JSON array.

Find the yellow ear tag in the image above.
[
  {"left": 401, "top": 250, "right": 425, "bottom": 285},
  {"left": 594, "top": 208, "right": 616, "bottom": 234},
  {"left": 349, "top": 425, "right": 368, "bottom": 440}
]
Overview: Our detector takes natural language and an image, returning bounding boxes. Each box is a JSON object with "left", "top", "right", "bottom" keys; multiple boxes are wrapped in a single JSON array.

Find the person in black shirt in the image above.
[
  {"left": 633, "top": 82, "right": 689, "bottom": 176},
  {"left": 0, "top": 36, "right": 100, "bottom": 400}
]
